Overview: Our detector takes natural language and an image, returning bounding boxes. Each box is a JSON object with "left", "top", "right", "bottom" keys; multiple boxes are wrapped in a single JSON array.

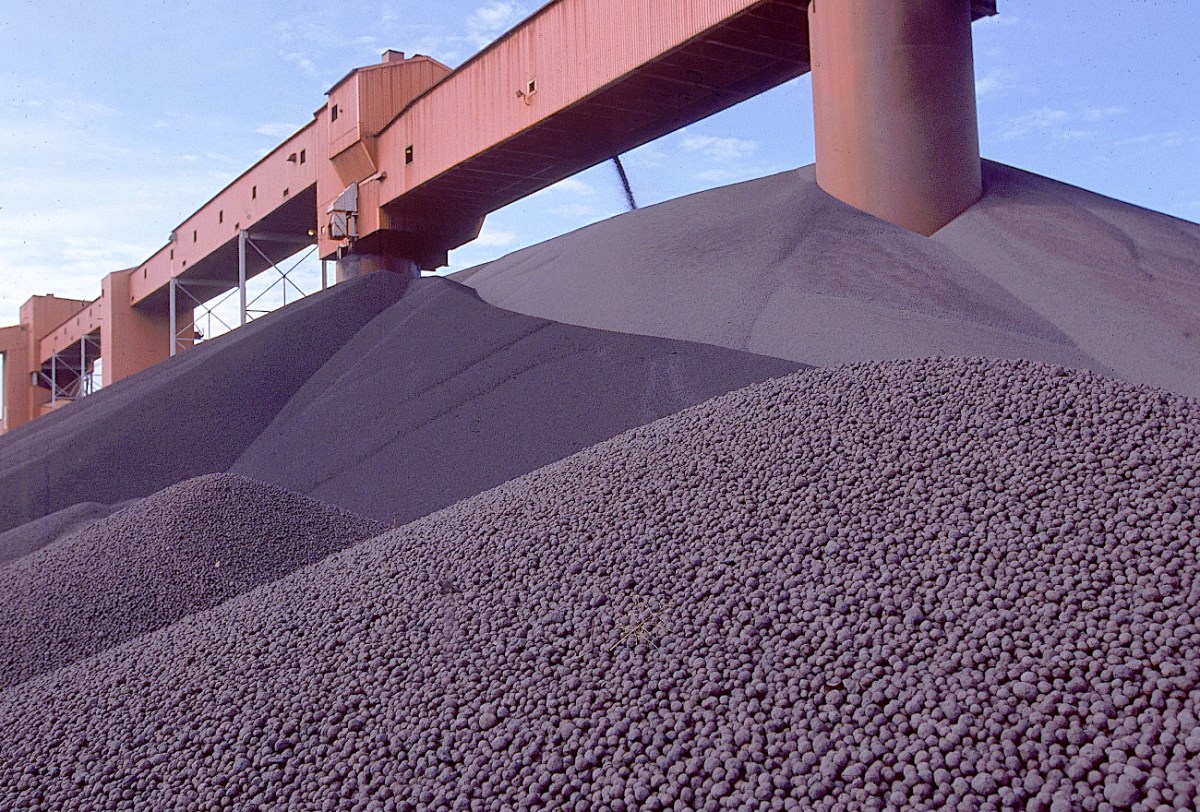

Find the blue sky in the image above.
[{"left": 0, "top": 0, "right": 1197, "bottom": 330}]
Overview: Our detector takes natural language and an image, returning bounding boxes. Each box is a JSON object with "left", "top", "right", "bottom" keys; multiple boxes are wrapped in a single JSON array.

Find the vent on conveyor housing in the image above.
[{"left": 328, "top": 184, "right": 359, "bottom": 241}]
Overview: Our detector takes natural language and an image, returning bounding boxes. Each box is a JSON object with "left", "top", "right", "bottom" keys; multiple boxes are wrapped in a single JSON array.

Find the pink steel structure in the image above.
[{"left": 0, "top": 0, "right": 995, "bottom": 433}]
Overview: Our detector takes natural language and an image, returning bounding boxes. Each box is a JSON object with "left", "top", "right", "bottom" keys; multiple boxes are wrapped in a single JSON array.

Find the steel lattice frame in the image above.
[
  {"left": 169, "top": 231, "right": 327, "bottom": 357},
  {"left": 38, "top": 333, "right": 102, "bottom": 404}
]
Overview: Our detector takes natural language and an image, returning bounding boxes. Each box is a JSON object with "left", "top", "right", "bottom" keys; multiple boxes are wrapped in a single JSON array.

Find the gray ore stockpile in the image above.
[
  {"left": 2, "top": 358, "right": 1198, "bottom": 811},
  {"left": 459, "top": 162, "right": 1200, "bottom": 398},
  {"left": 0, "top": 473, "right": 385, "bottom": 689},
  {"left": 0, "top": 274, "right": 800, "bottom": 532},
  {"left": 230, "top": 278, "right": 801, "bottom": 525},
  {"left": 0, "top": 272, "right": 412, "bottom": 533}
]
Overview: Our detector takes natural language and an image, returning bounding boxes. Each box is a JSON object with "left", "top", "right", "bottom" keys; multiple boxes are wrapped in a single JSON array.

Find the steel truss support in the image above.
[
  {"left": 37, "top": 333, "right": 101, "bottom": 403},
  {"left": 170, "top": 277, "right": 240, "bottom": 356},
  {"left": 168, "top": 230, "right": 316, "bottom": 358},
  {"left": 239, "top": 230, "right": 318, "bottom": 322}
]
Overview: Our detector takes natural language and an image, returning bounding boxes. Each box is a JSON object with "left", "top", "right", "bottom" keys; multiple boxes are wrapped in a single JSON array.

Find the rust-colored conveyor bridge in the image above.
[{"left": 1, "top": 0, "right": 996, "bottom": 432}]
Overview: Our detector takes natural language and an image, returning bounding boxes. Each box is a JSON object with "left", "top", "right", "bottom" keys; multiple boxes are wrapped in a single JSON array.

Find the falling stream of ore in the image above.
[{"left": 613, "top": 155, "right": 639, "bottom": 211}]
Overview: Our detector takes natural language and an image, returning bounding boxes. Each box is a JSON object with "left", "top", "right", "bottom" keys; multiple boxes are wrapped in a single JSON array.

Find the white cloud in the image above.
[
  {"left": 624, "top": 144, "right": 669, "bottom": 169},
  {"left": 467, "top": 1, "right": 525, "bottom": 47},
  {"left": 283, "top": 51, "right": 322, "bottom": 80},
  {"left": 550, "top": 203, "right": 595, "bottom": 218},
  {"left": 398, "top": 1, "right": 529, "bottom": 58},
  {"left": 473, "top": 226, "right": 518, "bottom": 247},
  {"left": 1081, "top": 106, "right": 1129, "bottom": 122},
  {"left": 1115, "top": 133, "right": 1160, "bottom": 147},
  {"left": 1000, "top": 108, "right": 1080, "bottom": 141},
  {"left": 526, "top": 177, "right": 597, "bottom": 204},
  {"left": 341, "top": 2, "right": 536, "bottom": 66},
  {"left": 551, "top": 177, "right": 596, "bottom": 197},
  {"left": 254, "top": 121, "right": 302, "bottom": 139},
  {"left": 471, "top": 1, "right": 515, "bottom": 28},
  {"left": 975, "top": 67, "right": 1016, "bottom": 99},
  {"left": 1115, "top": 131, "right": 1188, "bottom": 148},
  {"left": 272, "top": 18, "right": 379, "bottom": 84},
  {"left": 999, "top": 103, "right": 1140, "bottom": 143},
  {"left": 680, "top": 133, "right": 758, "bottom": 162}
]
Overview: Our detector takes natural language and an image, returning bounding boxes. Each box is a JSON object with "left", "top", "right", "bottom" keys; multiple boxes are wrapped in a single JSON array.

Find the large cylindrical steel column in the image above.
[{"left": 809, "top": 0, "right": 982, "bottom": 236}]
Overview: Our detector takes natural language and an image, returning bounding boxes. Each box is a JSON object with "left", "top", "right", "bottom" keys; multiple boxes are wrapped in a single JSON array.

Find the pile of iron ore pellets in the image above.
[{"left": 1, "top": 358, "right": 1197, "bottom": 812}]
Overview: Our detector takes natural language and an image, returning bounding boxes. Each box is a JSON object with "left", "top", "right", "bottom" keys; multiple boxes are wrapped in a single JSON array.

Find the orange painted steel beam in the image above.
[
  {"left": 40, "top": 297, "right": 104, "bottom": 361},
  {"left": 0, "top": 326, "right": 23, "bottom": 354},
  {"left": 102, "top": 271, "right": 174, "bottom": 383},
  {"left": 127, "top": 124, "right": 323, "bottom": 310},
  {"left": 364, "top": 0, "right": 810, "bottom": 268},
  {"left": 810, "top": 0, "right": 988, "bottom": 235}
]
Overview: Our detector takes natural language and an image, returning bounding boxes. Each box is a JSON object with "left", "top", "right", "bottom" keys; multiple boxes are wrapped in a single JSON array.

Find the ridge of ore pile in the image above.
[
  {"left": 0, "top": 473, "right": 386, "bottom": 690},
  {"left": 1, "top": 357, "right": 1198, "bottom": 811}
]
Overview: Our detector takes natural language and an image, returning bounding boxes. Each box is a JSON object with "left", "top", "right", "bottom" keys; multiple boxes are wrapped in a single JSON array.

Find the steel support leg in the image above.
[
  {"left": 80, "top": 337, "right": 86, "bottom": 396},
  {"left": 321, "top": 259, "right": 328, "bottom": 291},
  {"left": 809, "top": 0, "right": 982, "bottom": 235},
  {"left": 169, "top": 277, "right": 177, "bottom": 357},
  {"left": 238, "top": 230, "right": 248, "bottom": 327},
  {"left": 50, "top": 354, "right": 57, "bottom": 404}
]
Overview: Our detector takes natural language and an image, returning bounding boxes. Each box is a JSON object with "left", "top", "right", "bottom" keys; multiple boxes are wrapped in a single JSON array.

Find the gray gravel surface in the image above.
[
  {"left": 2, "top": 358, "right": 1197, "bottom": 811},
  {"left": 0, "top": 501, "right": 113, "bottom": 565},
  {"left": 458, "top": 161, "right": 1200, "bottom": 397},
  {"left": 233, "top": 276, "right": 802, "bottom": 524},
  {"left": 0, "top": 272, "right": 413, "bottom": 534},
  {"left": 0, "top": 473, "right": 385, "bottom": 690},
  {"left": 936, "top": 161, "right": 1200, "bottom": 397}
]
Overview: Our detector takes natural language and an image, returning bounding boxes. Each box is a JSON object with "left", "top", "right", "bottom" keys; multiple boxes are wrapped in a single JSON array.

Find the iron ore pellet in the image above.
[
  {"left": 0, "top": 473, "right": 385, "bottom": 690},
  {"left": 1, "top": 358, "right": 1198, "bottom": 811}
]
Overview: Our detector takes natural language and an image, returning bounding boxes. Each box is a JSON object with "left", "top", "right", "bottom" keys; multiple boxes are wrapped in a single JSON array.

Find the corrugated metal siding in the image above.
[
  {"left": 40, "top": 298, "right": 104, "bottom": 359},
  {"left": 328, "top": 75, "right": 362, "bottom": 159},
  {"left": 359, "top": 59, "right": 451, "bottom": 139},
  {"left": 316, "top": 57, "right": 451, "bottom": 256},
  {"left": 375, "top": 0, "right": 762, "bottom": 210},
  {"left": 0, "top": 325, "right": 24, "bottom": 354},
  {"left": 331, "top": 141, "right": 376, "bottom": 188},
  {"left": 357, "top": 178, "right": 382, "bottom": 237},
  {"left": 129, "top": 123, "right": 319, "bottom": 305}
]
